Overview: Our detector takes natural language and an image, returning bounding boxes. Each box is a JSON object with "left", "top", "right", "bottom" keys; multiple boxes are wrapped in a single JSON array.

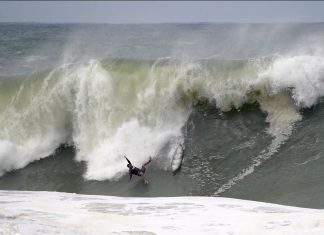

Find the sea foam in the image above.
[{"left": 0, "top": 190, "right": 323, "bottom": 235}]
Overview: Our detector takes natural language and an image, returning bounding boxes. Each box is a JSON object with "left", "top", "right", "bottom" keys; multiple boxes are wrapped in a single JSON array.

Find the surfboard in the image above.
[{"left": 171, "top": 144, "right": 184, "bottom": 173}]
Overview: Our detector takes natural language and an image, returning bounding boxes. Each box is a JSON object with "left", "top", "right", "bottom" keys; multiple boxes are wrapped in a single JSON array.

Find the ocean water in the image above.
[{"left": 1, "top": 23, "right": 324, "bottom": 210}]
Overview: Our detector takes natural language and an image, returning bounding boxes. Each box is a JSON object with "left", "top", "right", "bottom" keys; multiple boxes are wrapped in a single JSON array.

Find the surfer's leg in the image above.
[
  {"left": 140, "top": 157, "right": 152, "bottom": 176},
  {"left": 141, "top": 166, "right": 146, "bottom": 173},
  {"left": 140, "top": 173, "right": 149, "bottom": 184},
  {"left": 142, "top": 157, "right": 152, "bottom": 167}
]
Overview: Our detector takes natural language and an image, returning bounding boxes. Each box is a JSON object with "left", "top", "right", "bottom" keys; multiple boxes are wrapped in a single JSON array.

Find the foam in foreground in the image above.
[{"left": 0, "top": 190, "right": 323, "bottom": 235}]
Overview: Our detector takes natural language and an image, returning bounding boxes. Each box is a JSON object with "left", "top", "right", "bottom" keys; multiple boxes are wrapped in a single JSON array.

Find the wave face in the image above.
[{"left": 1, "top": 23, "right": 324, "bottom": 207}]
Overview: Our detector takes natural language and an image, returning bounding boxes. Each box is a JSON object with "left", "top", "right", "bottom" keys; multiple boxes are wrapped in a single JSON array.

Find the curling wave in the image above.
[{"left": 0, "top": 55, "right": 324, "bottom": 181}]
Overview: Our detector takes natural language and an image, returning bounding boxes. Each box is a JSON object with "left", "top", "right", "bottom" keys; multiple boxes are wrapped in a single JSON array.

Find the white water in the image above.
[
  {"left": 1, "top": 55, "right": 324, "bottom": 181},
  {"left": 0, "top": 190, "right": 323, "bottom": 235}
]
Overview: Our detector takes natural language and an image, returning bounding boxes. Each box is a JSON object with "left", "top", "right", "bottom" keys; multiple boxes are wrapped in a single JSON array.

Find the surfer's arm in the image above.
[
  {"left": 129, "top": 173, "right": 133, "bottom": 182},
  {"left": 124, "top": 156, "right": 132, "bottom": 165}
]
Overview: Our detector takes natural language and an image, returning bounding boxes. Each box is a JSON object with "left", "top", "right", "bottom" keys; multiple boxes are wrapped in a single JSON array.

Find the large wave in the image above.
[{"left": 1, "top": 55, "right": 324, "bottom": 182}]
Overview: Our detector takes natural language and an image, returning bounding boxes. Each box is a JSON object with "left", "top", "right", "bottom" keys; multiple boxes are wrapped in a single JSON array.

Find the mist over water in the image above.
[{"left": 1, "top": 23, "right": 324, "bottom": 208}]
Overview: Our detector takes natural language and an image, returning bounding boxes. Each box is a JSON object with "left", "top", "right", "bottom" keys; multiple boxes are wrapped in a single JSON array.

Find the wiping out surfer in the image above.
[{"left": 125, "top": 156, "right": 152, "bottom": 184}]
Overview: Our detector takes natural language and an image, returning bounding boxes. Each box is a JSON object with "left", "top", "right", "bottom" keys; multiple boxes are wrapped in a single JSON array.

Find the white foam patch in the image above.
[
  {"left": 83, "top": 119, "right": 180, "bottom": 180},
  {"left": 0, "top": 190, "right": 323, "bottom": 235},
  {"left": 0, "top": 135, "right": 63, "bottom": 176}
]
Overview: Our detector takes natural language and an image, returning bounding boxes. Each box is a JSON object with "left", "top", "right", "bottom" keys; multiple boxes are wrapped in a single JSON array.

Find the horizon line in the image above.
[{"left": 1, "top": 21, "right": 324, "bottom": 25}]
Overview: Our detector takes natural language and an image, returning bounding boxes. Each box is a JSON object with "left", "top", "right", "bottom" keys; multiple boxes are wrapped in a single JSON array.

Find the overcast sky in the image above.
[{"left": 1, "top": 1, "right": 324, "bottom": 24}]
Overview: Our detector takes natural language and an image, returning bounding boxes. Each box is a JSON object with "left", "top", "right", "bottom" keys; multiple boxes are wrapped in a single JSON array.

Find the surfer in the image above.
[{"left": 125, "top": 156, "right": 152, "bottom": 184}]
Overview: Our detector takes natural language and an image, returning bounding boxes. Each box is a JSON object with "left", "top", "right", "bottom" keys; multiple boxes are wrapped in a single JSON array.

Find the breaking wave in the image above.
[{"left": 1, "top": 54, "right": 324, "bottom": 182}]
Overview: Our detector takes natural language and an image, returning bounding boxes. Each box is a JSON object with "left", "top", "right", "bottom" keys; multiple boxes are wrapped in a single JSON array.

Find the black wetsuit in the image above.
[
  {"left": 125, "top": 156, "right": 146, "bottom": 181},
  {"left": 130, "top": 167, "right": 145, "bottom": 176},
  {"left": 129, "top": 166, "right": 146, "bottom": 180}
]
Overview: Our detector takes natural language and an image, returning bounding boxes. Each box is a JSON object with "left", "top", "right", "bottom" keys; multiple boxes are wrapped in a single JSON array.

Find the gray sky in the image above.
[{"left": 1, "top": 1, "right": 324, "bottom": 24}]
